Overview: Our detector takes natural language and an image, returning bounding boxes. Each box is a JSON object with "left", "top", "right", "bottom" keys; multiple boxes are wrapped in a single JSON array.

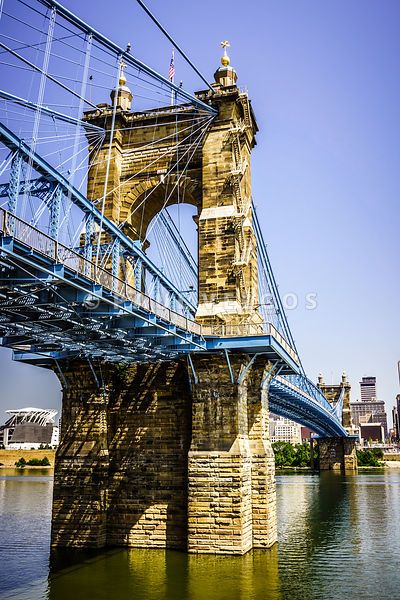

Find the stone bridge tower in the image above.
[
  {"left": 317, "top": 372, "right": 357, "bottom": 471},
  {"left": 83, "top": 45, "right": 260, "bottom": 327},
  {"left": 51, "top": 46, "right": 277, "bottom": 555}
]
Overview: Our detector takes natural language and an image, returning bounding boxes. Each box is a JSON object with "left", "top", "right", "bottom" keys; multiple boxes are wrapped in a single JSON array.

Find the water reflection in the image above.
[
  {"left": 0, "top": 471, "right": 53, "bottom": 597},
  {"left": 1, "top": 471, "right": 400, "bottom": 600},
  {"left": 46, "top": 547, "right": 281, "bottom": 600},
  {"left": 276, "top": 471, "right": 400, "bottom": 600}
]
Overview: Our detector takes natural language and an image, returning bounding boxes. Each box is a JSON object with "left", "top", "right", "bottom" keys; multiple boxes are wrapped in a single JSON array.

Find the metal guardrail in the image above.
[
  {"left": 200, "top": 322, "right": 299, "bottom": 363},
  {"left": 0, "top": 207, "right": 300, "bottom": 362},
  {"left": 0, "top": 208, "right": 201, "bottom": 335}
]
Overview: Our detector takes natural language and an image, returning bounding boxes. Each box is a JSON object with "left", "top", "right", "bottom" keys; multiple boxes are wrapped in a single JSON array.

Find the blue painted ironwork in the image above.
[
  {"left": 0, "top": 203, "right": 350, "bottom": 437},
  {"left": 49, "top": 185, "right": 62, "bottom": 239},
  {"left": 40, "top": 0, "right": 217, "bottom": 115},
  {"left": 332, "top": 385, "right": 345, "bottom": 422},
  {"left": 0, "top": 177, "right": 52, "bottom": 200},
  {"left": 0, "top": 122, "right": 197, "bottom": 316},
  {"left": 134, "top": 256, "right": 143, "bottom": 291},
  {"left": 170, "top": 292, "right": 177, "bottom": 312},
  {"left": 111, "top": 238, "right": 120, "bottom": 289},
  {"left": 7, "top": 152, "right": 23, "bottom": 217},
  {"left": 153, "top": 275, "right": 160, "bottom": 303},
  {"left": 224, "top": 349, "right": 235, "bottom": 384},
  {"left": 0, "top": 90, "right": 103, "bottom": 134},
  {"left": 83, "top": 213, "right": 94, "bottom": 264},
  {"left": 0, "top": 0, "right": 351, "bottom": 439},
  {"left": 269, "top": 375, "right": 348, "bottom": 437}
]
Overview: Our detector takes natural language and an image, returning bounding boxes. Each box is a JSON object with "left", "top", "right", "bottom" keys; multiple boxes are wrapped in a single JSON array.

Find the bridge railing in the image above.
[
  {"left": 0, "top": 208, "right": 299, "bottom": 360},
  {"left": 282, "top": 374, "right": 337, "bottom": 414},
  {"left": 0, "top": 208, "right": 203, "bottom": 335},
  {"left": 200, "top": 322, "right": 299, "bottom": 364}
]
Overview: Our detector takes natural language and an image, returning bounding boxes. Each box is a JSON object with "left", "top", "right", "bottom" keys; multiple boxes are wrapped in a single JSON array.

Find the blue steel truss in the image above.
[{"left": 0, "top": 123, "right": 197, "bottom": 317}]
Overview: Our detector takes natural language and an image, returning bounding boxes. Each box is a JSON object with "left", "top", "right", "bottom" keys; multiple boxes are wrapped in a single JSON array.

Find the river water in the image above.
[{"left": 0, "top": 469, "right": 399, "bottom": 600}]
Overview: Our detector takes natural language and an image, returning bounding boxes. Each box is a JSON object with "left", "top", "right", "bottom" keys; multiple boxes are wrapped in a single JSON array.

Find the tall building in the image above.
[
  {"left": 359, "top": 423, "right": 385, "bottom": 444},
  {"left": 270, "top": 415, "right": 302, "bottom": 445},
  {"left": 0, "top": 408, "right": 59, "bottom": 449},
  {"left": 393, "top": 395, "right": 400, "bottom": 442},
  {"left": 350, "top": 377, "right": 388, "bottom": 439},
  {"left": 360, "top": 377, "right": 377, "bottom": 402}
]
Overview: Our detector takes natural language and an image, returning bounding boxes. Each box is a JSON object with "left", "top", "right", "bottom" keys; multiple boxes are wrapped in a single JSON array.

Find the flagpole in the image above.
[{"left": 170, "top": 48, "right": 175, "bottom": 105}]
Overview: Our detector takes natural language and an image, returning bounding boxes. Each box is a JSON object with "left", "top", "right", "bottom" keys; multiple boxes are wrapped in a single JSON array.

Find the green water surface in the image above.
[{"left": 1, "top": 470, "right": 399, "bottom": 600}]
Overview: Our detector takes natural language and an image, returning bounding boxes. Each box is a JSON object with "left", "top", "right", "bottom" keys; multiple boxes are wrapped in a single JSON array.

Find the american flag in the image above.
[{"left": 168, "top": 50, "right": 175, "bottom": 81}]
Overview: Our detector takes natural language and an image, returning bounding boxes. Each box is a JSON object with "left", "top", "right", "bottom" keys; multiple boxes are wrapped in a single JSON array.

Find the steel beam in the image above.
[
  {"left": 0, "top": 124, "right": 196, "bottom": 314},
  {"left": 49, "top": 184, "right": 62, "bottom": 239},
  {"left": 38, "top": 0, "right": 217, "bottom": 115}
]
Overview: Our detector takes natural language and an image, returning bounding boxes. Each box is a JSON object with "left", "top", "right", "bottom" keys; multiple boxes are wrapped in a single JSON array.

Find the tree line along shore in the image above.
[
  {"left": 272, "top": 441, "right": 400, "bottom": 469},
  {"left": 1, "top": 446, "right": 399, "bottom": 471},
  {"left": 0, "top": 449, "right": 56, "bottom": 468}
]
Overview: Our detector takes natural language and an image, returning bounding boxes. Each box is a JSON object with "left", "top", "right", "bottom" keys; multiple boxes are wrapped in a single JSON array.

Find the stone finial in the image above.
[
  {"left": 342, "top": 370, "right": 348, "bottom": 383},
  {"left": 318, "top": 372, "right": 324, "bottom": 385}
]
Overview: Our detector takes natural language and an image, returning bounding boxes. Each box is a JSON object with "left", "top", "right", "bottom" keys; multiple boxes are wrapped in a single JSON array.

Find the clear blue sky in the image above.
[{"left": 0, "top": 0, "right": 399, "bottom": 424}]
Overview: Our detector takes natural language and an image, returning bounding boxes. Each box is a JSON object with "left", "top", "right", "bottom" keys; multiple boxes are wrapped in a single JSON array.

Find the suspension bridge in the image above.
[{"left": 0, "top": 0, "right": 356, "bottom": 555}]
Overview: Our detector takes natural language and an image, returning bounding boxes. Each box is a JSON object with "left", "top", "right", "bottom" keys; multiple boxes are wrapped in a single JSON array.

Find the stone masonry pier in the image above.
[
  {"left": 317, "top": 437, "right": 357, "bottom": 472},
  {"left": 51, "top": 356, "right": 277, "bottom": 555}
]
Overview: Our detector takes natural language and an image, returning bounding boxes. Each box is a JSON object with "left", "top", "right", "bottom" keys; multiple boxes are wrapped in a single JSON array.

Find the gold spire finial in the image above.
[
  {"left": 220, "top": 40, "right": 230, "bottom": 67},
  {"left": 119, "top": 61, "right": 127, "bottom": 87},
  {"left": 110, "top": 59, "right": 132, "bottom": 111}
]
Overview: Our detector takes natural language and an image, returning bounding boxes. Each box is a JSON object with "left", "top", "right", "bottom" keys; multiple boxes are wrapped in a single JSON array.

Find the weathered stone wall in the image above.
[
  {"left": 247, "top": 360, "right": 277, "bottom": 548},
  {"left": 83, "top": 80, "right": 260, "bottom": 326},
  {"left": 83, "top": 108, "right": 202, "bottom": 241},
  {"left": 52, "top": 355, "right": 277, "bottom": 555},
  {"left": 187, "top": 354, "right": 277, "bottom": 554},
  {"left": 51, "top": 362, "right": 110, "bottom": 548},
  {"left": 53, "top": 60, "right": 277, "bottom": 556},
  {"left": 51, "top": 360, "right": 191, "bottom": 550},
  {"left": 188, "top": 354, "right": 252, "bottom": 554},
  {"left": 196, "top": 89, "right": 259, "bottom": 325},
  {"left": 318, "top": 437, "right": 357, "bottom": 472},
  {"left": 106, "top": 361, "right": 191, "bottom": 549}
]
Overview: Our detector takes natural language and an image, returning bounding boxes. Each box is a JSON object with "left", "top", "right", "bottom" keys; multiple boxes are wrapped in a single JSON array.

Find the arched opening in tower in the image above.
[{"left": 145, "top": 203, "right": 198, "bottom": 309}]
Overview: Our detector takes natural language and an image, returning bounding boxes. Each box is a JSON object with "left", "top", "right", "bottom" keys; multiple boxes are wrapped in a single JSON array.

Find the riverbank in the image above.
[
  {"left": 276, "top": 466, "right": 316, "bottom": 472},
  {"left": 277, "top": 462, "right": 400, "bottom": 471},
  {"left": 0, "top": 449, "right": 55, "bottom": 469},
  {"left": 1, "top": 450, "right": 398, "bottom": 471},
  {"left": 384, "top": 460, "right": 400, "bottom": 468}
]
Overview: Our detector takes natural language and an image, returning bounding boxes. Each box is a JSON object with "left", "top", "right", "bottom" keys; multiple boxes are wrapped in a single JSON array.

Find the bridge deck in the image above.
[{"left": 0, "top": 208, "right": 300, "bottom": 373}]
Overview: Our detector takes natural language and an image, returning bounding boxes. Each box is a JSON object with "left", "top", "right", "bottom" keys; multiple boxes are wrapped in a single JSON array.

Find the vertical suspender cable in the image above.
[
  {"left": 94, "top": 56, "right": 122, "bottom": 270},
  {"left": 61, "top": 32, "right": 93, "bottom": 245},
  {"left": 21, "top": 6, "right": 56, "bottom": 221}
]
